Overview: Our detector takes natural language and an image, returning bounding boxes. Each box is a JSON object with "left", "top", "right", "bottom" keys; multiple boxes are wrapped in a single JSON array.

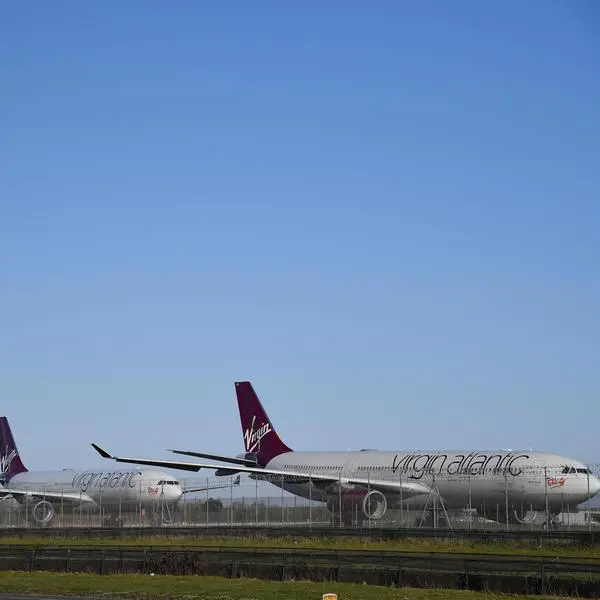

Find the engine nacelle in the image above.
[
  {"left": 362, "top": 489, "right": 387, "bottom": 520},
  {"left": 511, "top": 508, "right": 538, "bottom": 525},
  {"left": 479, "top": 507, "right": 540, "bottom": 525},
  {"left": 31, "top": 500, "right": 54, "bottom": 525},
  {"left": 327, "top": 489, "right": 388, "bottom": 521}
]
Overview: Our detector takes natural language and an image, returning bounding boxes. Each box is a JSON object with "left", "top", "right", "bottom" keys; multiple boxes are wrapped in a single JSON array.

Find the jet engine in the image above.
[
  {"left": 362, "top": 489, "right": 388, "bottom": 519},
  {"left": 327, "top": 489, "right": 388, "bottom": 524},
  {"left": 31, "top": 500, "right": 54, "bottom": 525},
  {"left": 511, "top": 508, "right": 538, "bottom": 525},
  {"left": 479, "top": 506, "right": 540, "bottom": 526}
]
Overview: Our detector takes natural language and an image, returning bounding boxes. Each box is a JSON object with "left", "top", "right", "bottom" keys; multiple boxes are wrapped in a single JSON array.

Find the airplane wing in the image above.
[
  {"left": 183, "top": 474, "right": 241, "bottom": 494},
  {"left": 0, "top": 487, "right": 94, "bottom": 505},
  {"left": 91, "top": 444, "right": 431, "bottom": 498}
]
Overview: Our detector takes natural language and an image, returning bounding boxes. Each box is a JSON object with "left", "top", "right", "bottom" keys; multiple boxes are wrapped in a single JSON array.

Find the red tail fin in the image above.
[
  {"left": 0, "top": 417, "right": 28, "bottom": 483},
  {"left": 235, "top": 381, "right": 291, "bottom": 466}
]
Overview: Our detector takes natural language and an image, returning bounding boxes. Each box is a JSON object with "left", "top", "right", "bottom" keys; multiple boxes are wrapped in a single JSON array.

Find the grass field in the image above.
[
  {"left": 0, "top": 571, "right": 576, "bottom": 600},
  {"left": 0, "top": 534, "right": 597, "bottom": 559}
]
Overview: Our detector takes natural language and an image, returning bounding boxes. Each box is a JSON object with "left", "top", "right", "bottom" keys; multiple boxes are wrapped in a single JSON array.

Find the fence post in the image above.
[
  {"left": 543, "top": 466, "right": 549, "bottom": 531},
  {"left": 230, "top": 475, "right": 234, "bottom": 525},
  {"left": 504, "top": 473, "right": 509, "bottom": 531},
  {"left": 338, "top": 472, "right": 342, "bottom": 528},
  {"left": 309, "top": 474, "right": 312, "bottom": 528},
  {"left": 588, "top": 471, "right": 592, "bottom": 532},
  {"left": 468, "top": 473, "right": 472, "bottom": 530},
  {"left": 399, "top": 468, "right": 403, "bottom": 528},
  {"left": 368, "top": 470, "right": 371, "bottom": 530},
  {"left": 281, "top": 474, "right": 285, "bottom": 525}
]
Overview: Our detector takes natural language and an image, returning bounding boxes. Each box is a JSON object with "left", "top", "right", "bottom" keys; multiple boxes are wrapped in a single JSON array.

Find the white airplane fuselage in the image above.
[
  {"left": 4, "top": 467, "right": 183, "bottom": 511},
  {"left": 257, "top": 449, "right": 599, "bottom": 514}
]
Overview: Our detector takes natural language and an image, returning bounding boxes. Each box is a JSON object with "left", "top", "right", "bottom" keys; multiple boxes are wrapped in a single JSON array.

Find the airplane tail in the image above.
[
  {"left": 235, "top": 381, "right": 292, "bottom": 466},
  {"left": 0, "top": 417, "right": 28, "bottom": 483}
]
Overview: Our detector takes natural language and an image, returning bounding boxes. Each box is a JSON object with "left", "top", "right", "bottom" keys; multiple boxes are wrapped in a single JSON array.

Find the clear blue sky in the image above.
[{"left": 1, "top": 1, "right": 599, "bottom": 473}]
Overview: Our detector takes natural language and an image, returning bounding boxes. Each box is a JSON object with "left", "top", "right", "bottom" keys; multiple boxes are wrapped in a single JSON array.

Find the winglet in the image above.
[{"left": 91, "top": 443, "right": 113, "bottom": 459}]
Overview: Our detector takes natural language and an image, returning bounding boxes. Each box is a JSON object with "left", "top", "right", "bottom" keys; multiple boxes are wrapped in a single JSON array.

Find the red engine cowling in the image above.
[{"left": 327, "top": 489, "right": 388, "bottom": 520}]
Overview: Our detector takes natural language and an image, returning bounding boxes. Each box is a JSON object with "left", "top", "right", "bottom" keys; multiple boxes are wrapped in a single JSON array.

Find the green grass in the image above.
[
  {"left": 0, "top": 571, "right": 575, "bottom": 600},
  {"left": 0, "top": 534, "right": 598, "bottom": 559}
]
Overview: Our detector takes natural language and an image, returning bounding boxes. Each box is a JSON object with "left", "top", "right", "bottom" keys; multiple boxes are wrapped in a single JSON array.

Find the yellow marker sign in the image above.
[{"left": 323, "top": 595, "right": 337, "bottom": 600}]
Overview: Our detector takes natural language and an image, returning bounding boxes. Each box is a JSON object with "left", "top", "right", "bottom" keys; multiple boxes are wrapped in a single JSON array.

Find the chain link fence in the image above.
[{"left": 1, "top": 462, "right": 598, "bottom": 530}]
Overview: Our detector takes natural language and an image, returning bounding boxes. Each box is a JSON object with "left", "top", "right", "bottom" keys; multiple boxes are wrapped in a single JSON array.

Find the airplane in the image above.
[
  {"left": 0, "top": 416, "right": 239, "bottom": 526},
  {"left": 92, "top": 381, "right": 600, "bottom": 527}
]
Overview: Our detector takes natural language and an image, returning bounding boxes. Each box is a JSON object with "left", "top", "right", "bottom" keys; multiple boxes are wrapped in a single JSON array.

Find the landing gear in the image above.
[
  {"left": 149, "top": 502, "right": 175, "bottom": 526},
  {"left": 542, "top": 514, "right": 561, "bottom": 530},
  {"left": 104, "top": 513, "right": 122, "bottom": 527},
  {"left": 341, "top": 511, "right": 356, "bottom": 527},
  {"left": 329, "top": 510, "right": 357, "bottom": 528}
]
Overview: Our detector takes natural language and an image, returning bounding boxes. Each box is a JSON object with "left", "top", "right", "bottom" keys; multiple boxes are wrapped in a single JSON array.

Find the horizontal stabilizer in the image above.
[
  {"left": 183, "top": 474, "right": 241, "bottom": 494},
  {"left": 167, "top": 449, "right": 257, "bottom": 466}
]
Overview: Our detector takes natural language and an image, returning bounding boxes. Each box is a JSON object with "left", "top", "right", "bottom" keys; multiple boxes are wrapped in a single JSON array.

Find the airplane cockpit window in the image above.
[{"left": 561, "top": 466, "right": 591, "bottom": 475}]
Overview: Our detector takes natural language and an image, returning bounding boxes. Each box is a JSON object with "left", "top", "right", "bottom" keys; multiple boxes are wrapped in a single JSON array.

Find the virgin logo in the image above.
[
  {"left": 0, "top": 449, "right": 17, "bottom": 476},
  {"left": 244, "top": 416, "right": 272, "bottom": 453}
]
